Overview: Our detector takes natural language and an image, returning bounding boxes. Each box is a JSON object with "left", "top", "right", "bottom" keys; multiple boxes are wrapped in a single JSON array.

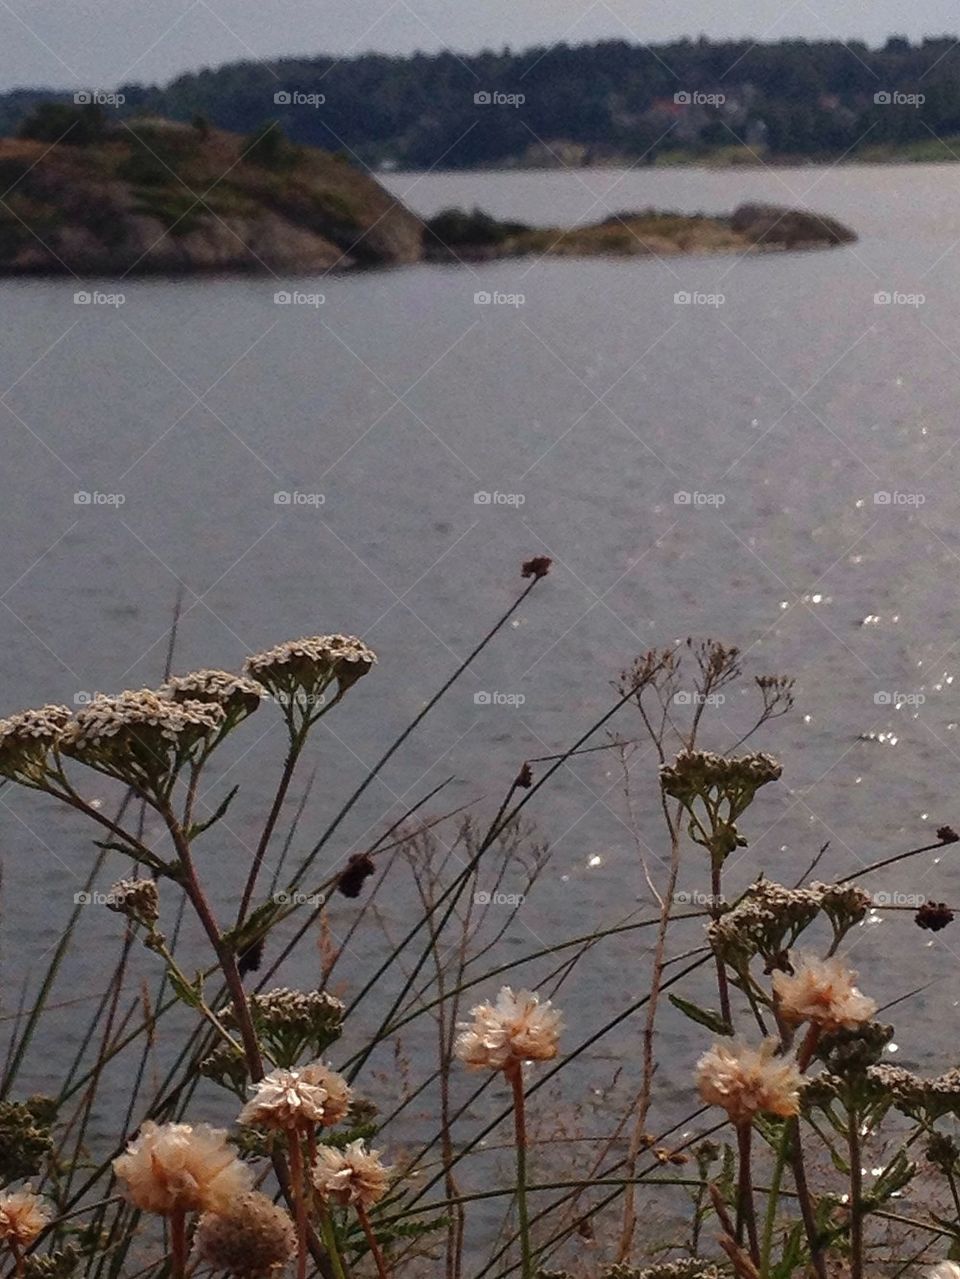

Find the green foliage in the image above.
[{"left": 18, "top": 101, "right": 107, "bottom": 146}]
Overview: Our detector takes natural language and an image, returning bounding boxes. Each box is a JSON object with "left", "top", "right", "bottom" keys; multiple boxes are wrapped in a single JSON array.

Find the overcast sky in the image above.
[{"left": 3, "top": 0, "right": 960, "bottom": 91}]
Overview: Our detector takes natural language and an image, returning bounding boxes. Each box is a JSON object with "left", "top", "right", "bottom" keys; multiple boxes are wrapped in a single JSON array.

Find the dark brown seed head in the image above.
[
  {"left": 915, "top": 900, "right": 955, "bottom": 932},
  {"left": 937, "top": 825, "right": 960, "bottom": 844},
  {"left": 337, "top": 852, "right": 376, "bottom": 899},
  {"left": 521, "top": 556, "right": 552, "bottom": 580},
  {"left": 514, "top": 762, "right": 533, "bottom": 789}
]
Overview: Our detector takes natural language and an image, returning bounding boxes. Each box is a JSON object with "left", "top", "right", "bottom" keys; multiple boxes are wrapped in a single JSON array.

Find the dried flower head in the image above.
[
  {"left": 0, "top": 1097, "right": 55, "bottom": 1184},
  {"left": 0, "top": 1189, "right": 50, "bottom": 1249},
  {"left": 602, "top": 1264, "right": 721, "bottom": 1279},
  {"left": 245, "top": 635, "right": 376, "bottom": 713},
  {"left": 928, "top": 1265, "right": 960, "bottom": 1279},
  {"left": 238, "top": 1062, "right": 351, "bottom": 1131},
  {"left": 113, "top": 1120, "right": 251, "bottom": 1215},
  {"left": 311, "top": 1139, "right": 391, "bottom": 1208},
  {"left": 521, "top": 555, "right": 552, "bottom": 580},
  {"left": 160, "top": 670, "right": 264, "bottom": 721},
  {"left": 810, "top": 881, "right": 871, "bottom": 937},
  {"left": 60, "top": 691, "right": 224, "bottom": 794},
  {"left": 337, "top": 853, "right": 376, "bottom": 899},
  {"left": 106, "top": 878, "right": 160, "bottom": 928},
  {"left": 916, "top": 900, "right": 955, "bottom": 931},
  {"left": 696, "top": 1039, "right": 802, "bottom": 1125},
  {"left": 0, "top": 705, "right": 71, "bottom": 785},
  {"left": 455, "top": 986, "right": 563, "bottom": 1072},
  {"left": 228, "top": 989, "right": 344, "bottom": 1066},
  {"left": 773, "top": 955, "right": 876, "bottom": 1032},
  {"left": 708, "top": 880, "right": 822, "bottom": 968},
  {"left": 193, "top": 1192, "right": 296, "bottom": 1278},
  {"left": 660, "top": 749, "right": 781, "bottom": 808},
  {"left": 937, "top": 826, "right": 959, "bottom": 845}
]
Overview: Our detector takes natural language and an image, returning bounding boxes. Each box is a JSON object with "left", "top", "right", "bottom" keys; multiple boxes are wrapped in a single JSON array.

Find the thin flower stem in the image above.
[
  {"left": 236, "top": 732, "right": 306, "bottom": 928},
  {"left": 288, "top": 1131, "right": 308, "bottom": 1279},
  {"left": 319, "top": 1210, "right": 348, "bottom": 1279},
  {"left": 507, "top": 1063, "right": 533, "bottom": 1279},
  {"left": 169, "top": 1207, "right": 187, "bottom": 1279},
  {"left": 787, "top": 1117, "right": 828, "bottom": 1279},
  {"left": 760, "top": 1124, "right": 790, "bottom": 1277},
  {"left": 356, "top": 1203, "right": 389, "bottom": 1279},
  {"left": 848, "top": 1106, "right": 864, "bottom": 1279},
  {"left": 736, "top": 1122, "right": 760, "bottom": 1264}
]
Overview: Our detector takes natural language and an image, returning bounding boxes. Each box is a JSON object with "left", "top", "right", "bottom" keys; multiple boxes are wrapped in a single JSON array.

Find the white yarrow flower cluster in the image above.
[
  {"left": 0, "top": 704, "right": 71, "bottom": 783},
  {"left": 60, "top": 690, "right": 225, "bottom": 790},
  {"left": 245, "top": 634, "right": 376, "bottom": 711},
  {"left": 160, "top": 670, "right": 264, "bottom": 719}
]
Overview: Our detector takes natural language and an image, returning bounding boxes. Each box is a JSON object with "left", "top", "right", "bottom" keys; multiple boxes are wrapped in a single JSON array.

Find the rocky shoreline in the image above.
[{"left": 0, "top": 122, "right": 856, "bottom": 276}]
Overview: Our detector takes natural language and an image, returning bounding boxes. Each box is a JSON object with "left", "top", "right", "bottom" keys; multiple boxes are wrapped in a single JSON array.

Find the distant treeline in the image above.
[{"left": 5, "top": 35, "right": 960, "bottom": 167}]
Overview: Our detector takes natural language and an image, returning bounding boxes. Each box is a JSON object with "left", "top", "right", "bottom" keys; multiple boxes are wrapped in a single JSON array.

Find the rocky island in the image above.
[{"left": 0, "top": 111, "right": 856, "bottom": 275}]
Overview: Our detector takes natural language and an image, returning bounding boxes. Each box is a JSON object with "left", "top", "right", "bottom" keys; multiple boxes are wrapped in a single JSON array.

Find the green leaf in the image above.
[
  {"left": 668, "top": 993, "right": 733, "bottom": 1036},
  {"left": 188, "top": 784, "right": 240, "bottom": 839},
  {"left": 169, "top": 969, "right": 203, "bottom": 1010}
]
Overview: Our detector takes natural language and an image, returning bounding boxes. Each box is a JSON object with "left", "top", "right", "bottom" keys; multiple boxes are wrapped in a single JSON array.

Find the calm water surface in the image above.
[{"left": 2, "top": 162, "right": 959, "bottom": 1132}]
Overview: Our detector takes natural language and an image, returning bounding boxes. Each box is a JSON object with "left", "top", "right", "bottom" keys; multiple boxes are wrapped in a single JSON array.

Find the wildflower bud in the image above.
[
  {"left": 520, "top": 555, "right": 552, "bottom": 579},
  {"left": 337, "top": 852, "right": 375, "bottom": 899},
  {"left": 916, "top": 900, "right": 955, "bottom": 931},
  {"left": 106, "top": 878, "right": 160, "bottom": 928},
  {"left": 926, "top": 1131, "right": 960, "bottom": 1174},
  {"left": 937, "top": 825, "right": 959, "bottom": 844},
  {"left": 0, "top": 1098, "right": 55, "bottom": 1183},
  {"left": 514, "top": 761, "right": 534, "bottom": 789},
  {"left": 193, "top": 1192, "right": 296, "bottom": 1279}
]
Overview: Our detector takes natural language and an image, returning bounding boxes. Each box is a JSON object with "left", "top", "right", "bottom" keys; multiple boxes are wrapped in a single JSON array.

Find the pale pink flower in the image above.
[
  {"left": 772, "top": 955, "right": 876, "bottom": 1032},
  {"left": 238, "top": 1063, "right": 351, "bottom": 1131},
  {"left": 113, "top": 1121, "right": 252, "bottom": 1215},
  {"left": 696, "top": 1039, "right": 802, "bottom": 1125},
  {"left": 312, "top": 1140, "right": 391, "bottom": 1209},
  {"left": 0, "top": 1189, "right": 49, "bottom": 1248},
  {"left": 455, "top": 987, "right": 563, "bottom": 1071}
]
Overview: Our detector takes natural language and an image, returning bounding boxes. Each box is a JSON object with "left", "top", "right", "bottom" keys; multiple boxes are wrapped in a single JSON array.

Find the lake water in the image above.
[{"left": 2, "top": 162, "right": 960, "bottom": 1155}]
